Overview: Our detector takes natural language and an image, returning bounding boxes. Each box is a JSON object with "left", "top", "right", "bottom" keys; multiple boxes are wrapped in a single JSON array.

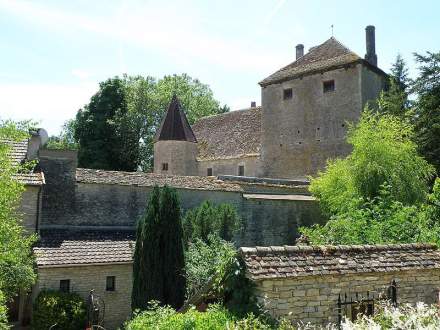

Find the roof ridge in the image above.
[
  {"left": 193, "top": 106, "right": 261, "bottom": 124},
  {"left": 239, "top": 243, "right": 438, "bottom": 256}
]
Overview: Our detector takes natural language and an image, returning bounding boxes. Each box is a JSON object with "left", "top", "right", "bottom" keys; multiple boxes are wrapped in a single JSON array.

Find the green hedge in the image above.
[{"left": 32, "top": 290, "right": 86, "bottom": 330}]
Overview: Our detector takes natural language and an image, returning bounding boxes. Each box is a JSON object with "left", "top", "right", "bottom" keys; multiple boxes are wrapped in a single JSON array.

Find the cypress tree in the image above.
[{"left": 131, "top": 186, "right": 186, "bottom": 311}]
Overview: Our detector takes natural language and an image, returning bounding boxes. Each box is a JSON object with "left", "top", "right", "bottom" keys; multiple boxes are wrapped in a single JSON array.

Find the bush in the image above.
[
  {"left": 183, "top": 201, "right": 242, "bottom": 246},
  {"left": 0, "top": 290, "right": 7, "bottom": 329},
  {"left": 32, "top": 290, "right": 86, "bottom": 330},
  {"left": 341, "top": 302, "right": 440, "bottom": 329},
  {"left": 125, "top": 303, "right": 273, "bottom": 330}
]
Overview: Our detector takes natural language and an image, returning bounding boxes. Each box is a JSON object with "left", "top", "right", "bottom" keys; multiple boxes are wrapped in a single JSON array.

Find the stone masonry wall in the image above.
[
  {"left": 154, "top": 140, "right": 198, "bottom": 176},
  {"left": 20, "top": 186, "right": 41, "bottom": 233},
  {"left": 40, "top": 182, "right": 324, "bottom": 246},
  {"left": 36, "top": 264, "right": 132, "bottom": 330},
  {"left": 197, "top": 155, "right": 260, "bottom": 177},
  {"left": 255, "top": 269, "right": 440, "bottom": 326}
]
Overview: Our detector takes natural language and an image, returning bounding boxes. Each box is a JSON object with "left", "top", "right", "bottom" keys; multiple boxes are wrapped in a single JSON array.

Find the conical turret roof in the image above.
[{"left": 154, "top": 95, "right": 197, "bottom": 143}]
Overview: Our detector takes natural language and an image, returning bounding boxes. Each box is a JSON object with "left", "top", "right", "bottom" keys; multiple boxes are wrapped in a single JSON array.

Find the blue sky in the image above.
[{"left": 0, "top": 0, "right": 439, "bottom": 135}]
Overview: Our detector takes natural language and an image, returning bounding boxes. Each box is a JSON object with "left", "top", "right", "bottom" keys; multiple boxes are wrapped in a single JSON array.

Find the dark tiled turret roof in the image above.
[
  {"left": 260, "top": 37, "right": 385, "bottom": 86},
  {"left": 240, "top": 243, "right": 440, "bottom": 280},
  {"left": 192, "top": 107, "right": 261, "bottom": 160},
  {"left": 154, "top": 94, "right": 197, "bottom": 143}
]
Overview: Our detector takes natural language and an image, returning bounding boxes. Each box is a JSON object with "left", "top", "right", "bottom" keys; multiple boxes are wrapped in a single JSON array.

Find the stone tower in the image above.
[
  {"left": 258, "top": 26, "right": 387, "bottom": 179},
  {"left": 153, "top": 95, "right": 198, "bottom": 175}
]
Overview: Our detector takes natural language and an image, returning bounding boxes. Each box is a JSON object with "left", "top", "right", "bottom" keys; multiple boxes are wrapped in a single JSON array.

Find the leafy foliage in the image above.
[
  {"left": 0, "top": 290, "right": 7, "bottom": 329},
  {"left": 413, "top": 51, "right": 440, "bottom": 174},
  {"left": 309, "top": 111, "right": 435, "bottom": 216},
  {"left": 74, "top": 77, "right": 140, "bottom": 171},
  {"left": 125, "top": 303, "right": 276, "bottom": 330},
  {"left": 132, "top": 186, "right": 186, "bottom": 311},
  {"left": 341, "top": 302, "right": 440, "bottom": 329},
  {"left": 183, "top": 201, "right": 242, "bottom": 246},
  {"left": 46, "top": 119, "right": 78, "bottom": 150},
  {"left": 0, "top": 121, "right": 36, "bottom": 300},
  {"left": 31, "top": 290, "right": 86, "bottom": 330}
]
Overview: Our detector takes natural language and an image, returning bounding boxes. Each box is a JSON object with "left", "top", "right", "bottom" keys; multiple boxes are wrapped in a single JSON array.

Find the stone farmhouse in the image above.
[{"left": 9, "top": 25, "right": 433, "bottom": 329}]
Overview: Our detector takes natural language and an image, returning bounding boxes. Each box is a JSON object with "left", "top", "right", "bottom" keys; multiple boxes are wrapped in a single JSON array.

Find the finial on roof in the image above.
[
  {"left": 154, "top": 95, "right": 197, "bottom": 143},
  {"left": 331, "top": 24, "right": 334, "bottom": 37}
]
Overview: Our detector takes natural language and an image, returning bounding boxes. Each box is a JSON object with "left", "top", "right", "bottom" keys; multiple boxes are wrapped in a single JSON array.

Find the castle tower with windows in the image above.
[
  {"left": 153, "top": 94, "right": 198, "bottom": 176},
  {"left": 154, "top": 26, "right": 387, "bottom": 179}
]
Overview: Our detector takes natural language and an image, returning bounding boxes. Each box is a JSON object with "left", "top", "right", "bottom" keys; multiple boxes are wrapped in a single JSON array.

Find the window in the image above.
[
  {"left": 162, "top": 163, "right": 168, "bottom": 171},
  {"left": 323, "top": 80, "right": 335, "bottom": 93},
  {"left": 106, "top": 276, "right": 115, "bottom": 291},
  {"left": 283, "top": 88, "right": 293, "bottom": 100},
  {"left": 207, "top": 168, "right": 213, "bottom": 176},
  {"left": 238, "top": 165, "right": 245, "bottom": 176},
  {"left": 60, "top": 279, "right": 70, "bottom": 293}
]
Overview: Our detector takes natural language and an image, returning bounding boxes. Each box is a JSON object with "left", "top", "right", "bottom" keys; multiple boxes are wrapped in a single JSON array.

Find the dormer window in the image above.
[
  {"left": 323, "top": 80, "right": 335, "bottom": 93},
  {"left": 283, "top": 88, "right": 293, "bottom": 100}
]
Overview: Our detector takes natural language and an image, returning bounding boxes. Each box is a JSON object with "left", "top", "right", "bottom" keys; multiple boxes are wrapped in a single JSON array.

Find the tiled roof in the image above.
[
  {"left": 76, "top": 168, "right": 244, "bottom": 192},
  {"left": 2, "top": 139, "right": 45, "bottom": 186},
  {"left": 260, "top": 38, "right": 385, "bottom": 86},
  {"left": 239, "top": 243, "right": 440, "bottom": 281},
  {"left": 154, "top": 95, "right": 197, "bottom": 143},
  {"left": 34, "top": 229, "right": 135, "bottom": 267},
  {"left": 192, "top": 107, "right": 261, "bottom": 160}
]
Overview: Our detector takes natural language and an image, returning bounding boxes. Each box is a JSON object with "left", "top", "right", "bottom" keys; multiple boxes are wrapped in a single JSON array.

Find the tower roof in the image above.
[
  {"left": 260, "top": 37, "right": 385, "bottom": 87},
  {"left": 154, "top": 95, "right": 197, "bottom": 143}
]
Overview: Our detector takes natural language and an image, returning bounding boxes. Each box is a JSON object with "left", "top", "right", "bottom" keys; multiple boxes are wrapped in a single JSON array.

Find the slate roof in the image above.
[
  {"left": 2, "top": 139, "right": 45, "bottom": 186},
  {"left": 260, "top": 37, "right": 386, "bottom": 87},
  {"left": 34, "top": 229, "right": 135, "bottom": 267},
  {"left": 76, "top": 168, "right": 244, "bottom": 192},
  {"left": 154, "top": 94, "right": 197, "bottom": 143},
  {"left": 192, "top": 107, "right": 261, "bottom": 160},
  {"left": 239, "top": 243, "right": 440, "bottom": 281}
]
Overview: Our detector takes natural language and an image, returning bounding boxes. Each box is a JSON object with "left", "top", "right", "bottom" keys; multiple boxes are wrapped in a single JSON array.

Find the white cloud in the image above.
[
  {"left": 0, "top": 0, "right": 287, "bottom": 72},
  {"left": 71, "top": 69, "right": 91, "bottom": 80},
  {"left": 0, "top": 83, "right": 97, "bottom": 135}
]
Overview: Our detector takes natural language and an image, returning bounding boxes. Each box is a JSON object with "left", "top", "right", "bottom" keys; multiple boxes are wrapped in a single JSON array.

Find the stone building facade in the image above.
[
  {"left": 153, "top": 26, "right": 387, "bottom": 179},
  {"left": 240, "top": 244, "right": 440, "bottom": 326}
]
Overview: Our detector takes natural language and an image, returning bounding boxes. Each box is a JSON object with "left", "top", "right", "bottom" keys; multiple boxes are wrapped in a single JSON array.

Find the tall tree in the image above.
[
  {"left": 74, "top": 77, "right": 140, "bottom": 171},
  {"left": 413, "top": 51, "right": 440, "bottom": 174},
  {"left": 0, "top": 120, "right": 36, "bottom": 324},
  {"left": 132, "top": 186, "right": 186, "bottom": 311}
]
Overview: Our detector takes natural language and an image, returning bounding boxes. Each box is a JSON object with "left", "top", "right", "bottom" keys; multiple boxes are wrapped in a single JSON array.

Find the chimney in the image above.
[
  {"left": 365, "top": 25, "right": 377, "bottom": 66},
  {"left": 251, "top": 101, "right": 256, "bottom": 108},
  {"left": 296, "top": 44, "right": 304, "bottom": 60},
  {"left": 27, "top": 128, "right": 48, "bottom": 160}
]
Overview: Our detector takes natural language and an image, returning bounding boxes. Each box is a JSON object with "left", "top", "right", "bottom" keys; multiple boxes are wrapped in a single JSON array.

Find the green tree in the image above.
[
  {"left": 74, "top": 77, "right": 140, "bottom": 171},
  {"left": 0, "top": 120, "right": 37, "bottom": 322},
  {"left": 182, "top": 201, "right": 241, "bottom": 247},
  {"left": 132, "top": 186, "right": 186, "bottom": 311},
  {"left": 46, "top": 119, "right": 78, "bottom": 150},
  {"left": 309, "top": 111, "right": 435, "bottom": 216},
  {"left": 413, "top": 51, "right": 440, "bottom": 174}
]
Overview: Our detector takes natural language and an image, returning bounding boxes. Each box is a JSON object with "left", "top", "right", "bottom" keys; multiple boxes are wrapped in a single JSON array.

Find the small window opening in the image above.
[
  {"left": 283, "top": 88, "right": 293, "bottom": 100},
  {"left": 106, "top": 276, "right": 116, "bottom": 291},
  {"left": 342, "top": 123, "right": 345, "bottom": 127},
  {"left": 238, "top": 165, "right": 245, "bottom": 176},
  {"left": 323, "top": 80, "right": 335, "bottom": 93},
  {"left": 297, "top": 130, "right": 300, "bottom": 134},
  {"left": 162, "top": 163, "right": 168, "bottom": 171},
  {"left": 317, "top": 127, "right": 320, "bottom": 131},
  {"left": 60, "top": 279, "right": 70, "bottom": 293},
  {"left": 207, "top": 168, "right": 213, "bottom": 176}
]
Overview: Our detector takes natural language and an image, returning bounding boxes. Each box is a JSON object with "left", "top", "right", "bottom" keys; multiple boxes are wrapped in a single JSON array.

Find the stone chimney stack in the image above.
[
  {"left": 365, "top": 25, "right": 377, "bottom": 66},
  {"left": 296, "top": 44, "right": 304, "bottom": 60},
  {"left": 251, "top": 101, "right": 256, "bottom": 108}
]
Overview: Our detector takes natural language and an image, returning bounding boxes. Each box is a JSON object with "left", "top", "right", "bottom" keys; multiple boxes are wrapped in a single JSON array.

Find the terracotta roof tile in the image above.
[
  {"left": 76, "top": 168, "right": 244, "bottom": 192},
  {"left": 34, "top": 229, "right": 135, "bottom": 267},
  {"left": 239, "top": 244, "right": 440, "bottom": 280},
  {"left": 192, "top": 107, "right": 261, "bottom": 160},
  {"left": 260, "top": 37, "right": 385, "bottom": 86}
]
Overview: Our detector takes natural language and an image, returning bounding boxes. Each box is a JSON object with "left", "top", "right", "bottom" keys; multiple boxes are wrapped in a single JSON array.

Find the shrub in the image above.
[
  {"left": 125, "top": 302, "right": 272, "bottom": 330},
  {"left": 341, "top": 302, "right": 440, "bottom": 329},
  {"left": 0, "top": 290, "right": 7, "bottom": 329},
  {"left": 183, "top": 201, "right": 242, "bottom": 246},
  {"left": 31, "top": 290, "right": 86, "bottom": 330}
]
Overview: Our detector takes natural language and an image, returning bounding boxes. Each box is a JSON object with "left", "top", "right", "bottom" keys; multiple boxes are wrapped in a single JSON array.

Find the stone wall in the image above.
[
  {"left": 154, "top": 140, "right": 198, "bottom": 176},
  {"left": 197, "top": 155, "right": 260, "bottom": 177},
  {"left": 20, "top": 185, "right": 42, "bottom": 233},
  {"left": 255, "top": 269, "right": 440, "bottom": 326},
  {"left": 36, "top": 264, "right": 132, "bottom": 330},
  {"left": 40, "top": 181, "right": 324, "bottom": 247}
]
